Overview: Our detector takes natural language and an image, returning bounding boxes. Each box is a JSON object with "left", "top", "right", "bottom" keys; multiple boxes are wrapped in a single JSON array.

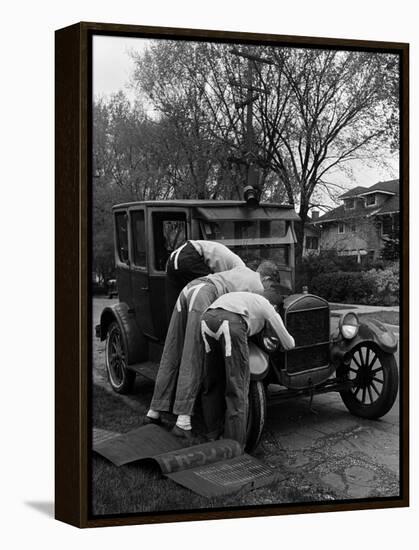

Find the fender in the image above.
[
  {"left": 331, "top": 318, "right": 398, "bottom": 365},
  {"left": 249, "top": 342, "right": 270, "bottom": 380},
  {"left": 98, "top": 302, "right": 148, "bottom": 364}
]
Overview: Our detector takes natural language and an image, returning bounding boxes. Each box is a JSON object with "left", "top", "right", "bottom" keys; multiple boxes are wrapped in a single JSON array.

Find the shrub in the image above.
[
  {"left": 363, "top": 263, "right": 399, "bottom": 305},
  {"left": 310, "top": 272, "right": 375, "bottom": 304},
  {"left": 309, "top": 262, "right": 399, "bottom": 305},
  {"left": 380, "top": 229, "right": 400, "bottom": 261},
  {"left": 296, "top": 250, "right": 365, "bottom": 291}
]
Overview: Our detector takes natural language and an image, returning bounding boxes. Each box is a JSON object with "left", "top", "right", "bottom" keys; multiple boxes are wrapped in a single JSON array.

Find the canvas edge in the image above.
[{"left": 54, "top": 21, "right": 409, "bottom": 529}]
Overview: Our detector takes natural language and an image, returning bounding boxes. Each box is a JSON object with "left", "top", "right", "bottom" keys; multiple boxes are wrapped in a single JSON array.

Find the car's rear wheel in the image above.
[
  {"left": 245, "top": 380, "right": 267, "bottom": 452},
  {"left": 105, "top": 321, "right": 136, "bottom": 394},
  {"left": 338, "top": 342, "right": 398, "bottom": 419}
]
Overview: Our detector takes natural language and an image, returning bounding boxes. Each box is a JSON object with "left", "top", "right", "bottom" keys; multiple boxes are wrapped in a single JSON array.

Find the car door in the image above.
[
  {"left": 114, "top": 210, "right": 132, "bottom": 307},
  {"left": 148, "top": 208, "right": 189, "bottom": 340},
  {"left": 129, "top": 208, "right": 154, "bottom": 337}
]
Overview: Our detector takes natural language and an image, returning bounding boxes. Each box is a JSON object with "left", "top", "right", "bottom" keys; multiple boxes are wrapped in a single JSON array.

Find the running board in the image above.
[{"left": 128, "top": 361, "right": 159, "bottom": 381}]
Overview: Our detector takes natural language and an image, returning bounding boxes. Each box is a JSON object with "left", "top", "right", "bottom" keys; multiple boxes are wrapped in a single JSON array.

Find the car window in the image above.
[
  {"left": 198, "top": 219, "right": 289, "bottom": 269},
  {"left": 131, "top": 210, "right": 147, "bottom": 268},
  {"left": 115, "top": 212, "right": 129, "bottom": 264},
  {"left": 152, "top": 212, "right": 187, "bottom": 271},
  {"left": 199, "top": 220, "right": 286, "bottom": 240}
]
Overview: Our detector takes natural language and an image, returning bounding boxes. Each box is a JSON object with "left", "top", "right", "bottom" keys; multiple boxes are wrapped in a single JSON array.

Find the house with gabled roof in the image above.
[
  {"left": 310, "top": 179, "right": 399, "bottom": 263},
  {"left": 301, "top": 214, "right": 321, "bottom": 256}
]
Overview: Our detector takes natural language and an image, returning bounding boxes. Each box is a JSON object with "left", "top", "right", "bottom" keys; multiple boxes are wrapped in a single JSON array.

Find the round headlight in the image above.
[{"left": 340, "top": 312, "right": 360, "bottom": 340}]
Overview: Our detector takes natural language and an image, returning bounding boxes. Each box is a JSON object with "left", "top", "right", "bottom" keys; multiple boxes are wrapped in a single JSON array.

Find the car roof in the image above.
[
  {"left": 112, "top": 200, "right": 300, "bottom": 221},
  {"left": 112, "top": 199, "right": 295, "bottom": 209}
]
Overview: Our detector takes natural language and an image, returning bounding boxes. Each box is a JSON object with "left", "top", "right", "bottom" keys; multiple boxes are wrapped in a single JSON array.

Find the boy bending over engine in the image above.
[
  {"left": 146, "top": 262, "right": 280, "bottom": 437},
  {"left": 200, "top": 291, "right": 295, "bottom": 448},
  {"left": 165, "top": 240, "right": 245, "bottom": 318}
]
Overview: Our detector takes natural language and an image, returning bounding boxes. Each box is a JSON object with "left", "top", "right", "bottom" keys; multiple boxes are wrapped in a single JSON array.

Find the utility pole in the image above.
[
  {"left": 229, "top": 48, "right": 273, "bottom": 194},
  {"left": 245, "top": 58, "right": 257, "bottom": 190}
]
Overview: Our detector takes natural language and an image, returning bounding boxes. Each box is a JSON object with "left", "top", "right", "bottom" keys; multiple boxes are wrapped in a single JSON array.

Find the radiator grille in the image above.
[
  {"left": 286, "top": 344, "right": 330, "bottom": 373},
  {"left": 285, "top": 307, "right": 329, "bottom": 374},
  {"left": 286, "top": 307, "right": 329, "bottom": 347}
]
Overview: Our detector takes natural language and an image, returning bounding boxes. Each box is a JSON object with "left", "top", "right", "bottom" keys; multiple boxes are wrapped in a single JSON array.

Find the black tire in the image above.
[
  {"left": 105, "top": 321, "right": 136, "bottom": 394},
  {"left": 338, "top": 342, "right": 398, "bottom": 419},
  {"left": 245, "top": 380, "right": 267, "bottom": 452}
]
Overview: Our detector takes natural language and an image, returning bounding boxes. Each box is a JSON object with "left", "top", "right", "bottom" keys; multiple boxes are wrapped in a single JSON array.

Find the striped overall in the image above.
[
  {"left": 165, "top": 242, "right": 211, "bottom": 320},
  {"left": 150, "top": 278, "right": 218, "bottom": 416},
  {"left": 200, "top": 308, "right": 250, "bottom": 447}
]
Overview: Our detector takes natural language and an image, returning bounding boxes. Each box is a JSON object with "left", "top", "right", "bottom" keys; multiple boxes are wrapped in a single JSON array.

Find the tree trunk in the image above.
[
  {"left": 195, "top": 158, "right": 208, "bottom": 199},
  {"left": 295, "top": 203, "right": 309, "bottom": 266},
  {"left": 294, "top": 219, "right": 305, "bottom": 266}
]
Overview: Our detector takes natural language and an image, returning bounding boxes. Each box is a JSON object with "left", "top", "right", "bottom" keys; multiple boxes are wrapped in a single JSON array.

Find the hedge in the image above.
[
  {"left": 309, "top": 263, "right": 399, "bottom": 306},
  {"left": 295, "top": 250, "right": 387, "bottom": 291}
]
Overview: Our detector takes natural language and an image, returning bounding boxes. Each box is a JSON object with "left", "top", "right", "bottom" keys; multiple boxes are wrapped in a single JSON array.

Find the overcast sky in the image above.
[
  {"left": 92, "top": 35, "right": 399, "bottom": 197},
  {"left": 93, "top": 35, "right": 149, "bottom": 100}
]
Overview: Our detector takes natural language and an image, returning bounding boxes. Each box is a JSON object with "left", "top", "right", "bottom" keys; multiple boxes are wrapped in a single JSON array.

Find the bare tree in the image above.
[
  {"left": 131, "top": 42, "right": 238, "bottom": 199},
  {"left": 94, "top": 42, "right": 399, "bottom": 264},
  {"left": 252, "top": 48, "right": 399, "bottom": 259}
]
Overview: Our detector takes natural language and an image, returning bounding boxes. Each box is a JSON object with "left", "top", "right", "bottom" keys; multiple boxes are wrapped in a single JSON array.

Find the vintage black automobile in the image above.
[{"left": 96, "top": 198, "right": 398, "bottom": 451}]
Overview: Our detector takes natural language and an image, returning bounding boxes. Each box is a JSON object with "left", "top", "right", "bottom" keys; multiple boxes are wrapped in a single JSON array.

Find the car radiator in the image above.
[{"left": 285, "top": 306, "right": 330, "bottom": 374}]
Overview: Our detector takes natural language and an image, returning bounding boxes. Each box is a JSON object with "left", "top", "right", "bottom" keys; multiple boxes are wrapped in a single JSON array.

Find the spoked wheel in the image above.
[
  {"left": 105, "top": 321, "right": 135, "bottom": 394},
  {"left": 245, "top": 380, "right": 267, "bottom": 453},
  {"left": 339, "top": 342, "right": 398, "bottom": 419}
]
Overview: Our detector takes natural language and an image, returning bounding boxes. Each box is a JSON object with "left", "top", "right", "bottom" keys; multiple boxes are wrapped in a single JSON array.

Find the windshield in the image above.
[{"left": 200, "top": 219, "right": 290, "bottom": 270}]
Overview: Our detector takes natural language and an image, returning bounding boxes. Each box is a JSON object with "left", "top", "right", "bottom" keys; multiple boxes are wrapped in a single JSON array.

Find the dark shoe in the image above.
[
  {"left": 205, "top": 426, "right": 223, "bottom": 442},
  {"left": 206, "top": 433, "right": 221, "bottom": 442},
  {"left": 171, "top": 425, "right": 193, "bottom": 439},
  {"left": 143, "top": 415, "right": 162, "bottom": 426}
]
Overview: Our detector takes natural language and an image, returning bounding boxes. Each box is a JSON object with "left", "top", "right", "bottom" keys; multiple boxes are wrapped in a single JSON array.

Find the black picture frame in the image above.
[{"left": 55, "top": 21, "right": 409, "bottom": 528}]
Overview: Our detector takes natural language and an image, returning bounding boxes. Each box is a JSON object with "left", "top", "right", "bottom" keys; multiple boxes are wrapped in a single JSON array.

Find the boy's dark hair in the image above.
[
  {"left": 262, "top": 289, "right": 283, "bottom": 308},
  {"left": 257, "top": 260, "right": 281, "bottom": 284}
]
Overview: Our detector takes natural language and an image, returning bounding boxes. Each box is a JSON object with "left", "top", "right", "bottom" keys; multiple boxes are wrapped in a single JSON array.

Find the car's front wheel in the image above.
[
  {"left": 338, "top": 342, "right": 398, "bottom": 419},
  {"left": 245, "top": 380, "right": 267, "bottom": 452},
  {"left": 105, "top": 321, "right": 136, "bottom": 394}
]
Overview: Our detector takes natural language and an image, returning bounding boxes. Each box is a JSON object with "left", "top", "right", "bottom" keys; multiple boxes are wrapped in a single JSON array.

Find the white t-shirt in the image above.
[
  {"left": 208, "top": 292, "right": 295, "bottom": 350},
  {"left": 189, "top": 240, "right": 245, "bottom": 272},
  {"left": 206, "top": 266, "right": 264, "bottom": 295}
]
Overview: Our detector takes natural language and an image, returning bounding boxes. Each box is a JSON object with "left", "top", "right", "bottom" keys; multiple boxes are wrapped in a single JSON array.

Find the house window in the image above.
[
  {"left": 382, "top": 218, "right": 390, "bottom": 235},
  {"left": 305, "top": 236, "right": 319, "bottom": 250},
  {"left": 381, "top": 216, "right": 397, "bottom": 236},
  {"left": 366, "top": 194, "right": 376, "bottom": 206},
  {"left": 350, "top": 223, "right": 357, "bottom": 233},
  {"left": 338, "top": 223, "right": 345, "bottom": 234},
  {"left": 361, "top": 250, "right": 375, "bottom": 265},
  {"left": 345, "top": 198, "right": 355, "bottom": 209}
]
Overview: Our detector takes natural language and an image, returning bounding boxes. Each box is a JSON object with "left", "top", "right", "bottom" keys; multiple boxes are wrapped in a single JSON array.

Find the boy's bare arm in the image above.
[{"left": 267, "top": 313, "right": 295, "bottom": 350}]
